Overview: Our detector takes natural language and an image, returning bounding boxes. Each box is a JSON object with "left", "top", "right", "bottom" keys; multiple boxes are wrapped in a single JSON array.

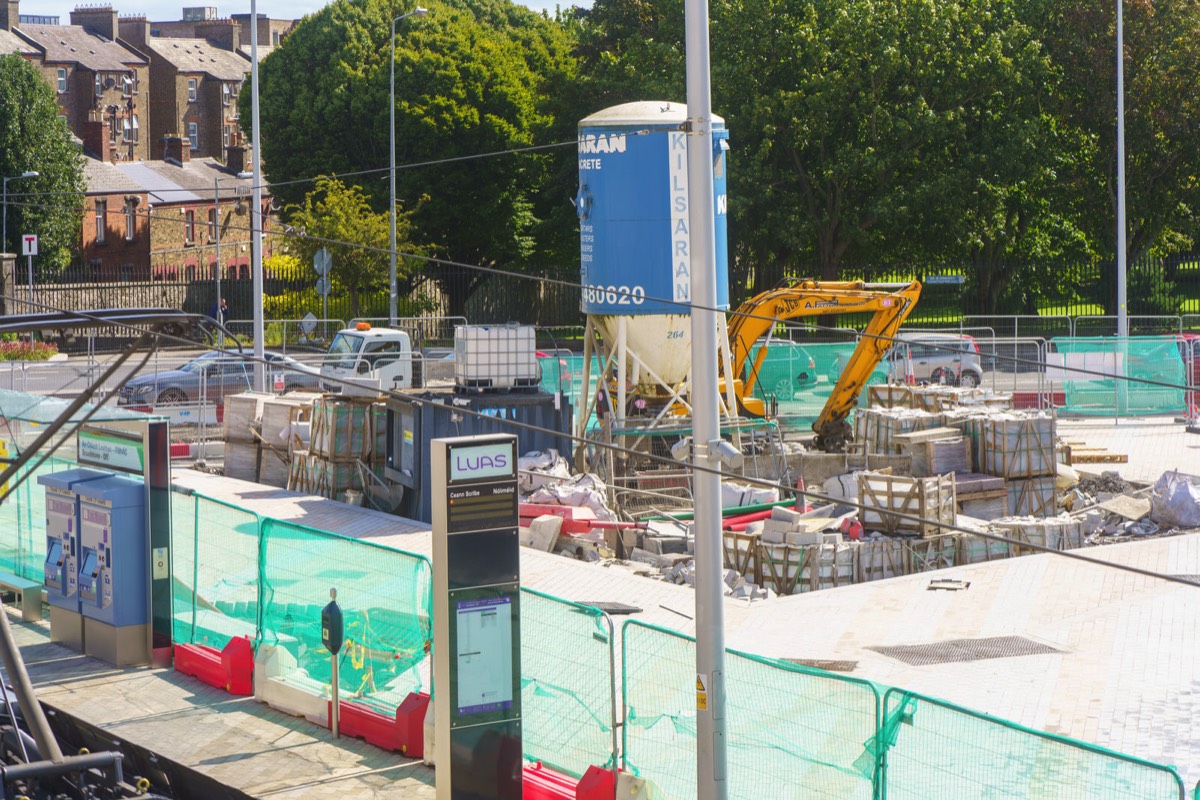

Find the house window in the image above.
[
  {"left": 120, "top": 263, "right": 133, "bottom": 281},
  {"left": 223, "top": 124, "right": 230, "bottom": 147},
  {"left": 185, "top": 265, "right": 197, "bottom": 281},
  {"left": 124, "top": 200, "right": 136, "bottom": 240},
  {"left": 188, "top": 122, "right": 198, "bottom": 150},
  {"left": 122, "top": 75, "right": 132, "bottom": 97},
  {"left": 185, "top": 210, "right": 195, "bottom": 243},
  {"left": 131, "top": 114, "right": 139, "bottom": 142},
  {"left": 122, "top": 117, "right": 132, "bottom": 142},
  {"left": 208, "top": 207, "right": 218, "bottom": 238},
  {"left": 56, "top": 68, "right": 67, "bottom": 93},
  {"left": 222, "top": 83, "right": 231, "bottom": 106},
  {"left": 272, "top": 30, "right": 280, "bottom": 46},
  {"left": 95, "top": 73, "right": 102, "bottom": 98},
  {"left": 187, "top": 78, "right": 197, "bottom": 102},
  {"left": 95, "top": 200, "right": 106, "bottom": 243}
]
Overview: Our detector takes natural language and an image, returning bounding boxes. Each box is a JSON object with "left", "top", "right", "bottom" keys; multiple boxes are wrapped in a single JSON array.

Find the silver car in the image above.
[{"left": 886, "top": 333, "right": 984, "bottom": 387}]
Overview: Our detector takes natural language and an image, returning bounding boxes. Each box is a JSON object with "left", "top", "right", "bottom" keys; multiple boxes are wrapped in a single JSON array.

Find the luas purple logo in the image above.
[
  {"left": 451, "top": 443, "right": 513, "bottom": 481},
  {"left": 456, "top": 453, "right": 507, "bottom": 473}
]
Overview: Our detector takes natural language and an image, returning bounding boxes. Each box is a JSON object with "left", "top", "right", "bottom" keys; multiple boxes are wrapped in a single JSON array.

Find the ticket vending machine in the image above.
[
  {"left": 76, "top": 474, "right": 149, "bottom": 666},
  {"left": 432, "top": 434, "right": 522, "bottom": 800},
  {"left": 37, "top": 467, "right": 112, "bottom": 650}
]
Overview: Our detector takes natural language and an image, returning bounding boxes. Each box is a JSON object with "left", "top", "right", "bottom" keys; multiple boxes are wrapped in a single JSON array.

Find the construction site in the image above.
[{"left": 0, "top": 101, "right": 1197, "bottom": 799}]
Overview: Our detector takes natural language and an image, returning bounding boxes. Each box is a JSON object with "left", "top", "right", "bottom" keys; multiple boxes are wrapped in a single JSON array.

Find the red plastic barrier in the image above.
[
  {"left": 1012, "top": 391, "right": 1065, "bottom": 409},
  {"left": 575, "top": 765, "right": 617, "bottom": 799},
  {"left": 174, "top": 636, "right": 253, "bottom": 696},
  {"left": 523, "top": 762, "right": 578, "bottom": 799},
  {"left": 331, "top": 693, "right": 429, "bottom": 756}
]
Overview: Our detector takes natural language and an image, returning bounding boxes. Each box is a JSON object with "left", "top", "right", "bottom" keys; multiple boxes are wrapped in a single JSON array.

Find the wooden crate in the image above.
[
  {"left": 310, "top": 397, "right": 382, "bottom": 462},
  {"left": 907, "top": 534, "right": 958, "bottom": 572},
  {"left": 1006, "top": 476, "right": 1057, "bottom": 517},
  {"left": 867, "top": 384, "right": 916, "bottom": 409},
  {"left": 956, "top": 533, "right": 1011, "bottom": 564},
  {"left": 896, "top": 429, "right": 972, "bottom": 477},
  {"left": 223, "top": 440, "right": 260, "bottom": 482},
  {"left": 992, "top": 517, "right": 1082, "bottom": 555},
  {"left": 955, "top": 471, "right": 1009, "bottom": 518},
  {"left": 722, "top": 531, "right": 762, "bottom": 585},
  {"left": 223, "top": 392, "right": 270, "bottom": 444},
  {"left": 858, "top": 408, "right": 947, "bottom": 454},
  {"left": 758, "top": 542, "right": 856, "bottom": 595},
  {"left": 982, "top": 413, "right": 1057, "bottom": 478},
  {"left": 858, "top": 472, "right": 956, "bottom": 537},
  {"left": 856, "top": 539, "right": 908, "bottom": 582}
]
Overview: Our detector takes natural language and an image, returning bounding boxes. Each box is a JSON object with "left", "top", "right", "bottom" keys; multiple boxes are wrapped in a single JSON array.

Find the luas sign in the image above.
[{"left": 448, "top": 442, "right": 515, "bottom": 483}]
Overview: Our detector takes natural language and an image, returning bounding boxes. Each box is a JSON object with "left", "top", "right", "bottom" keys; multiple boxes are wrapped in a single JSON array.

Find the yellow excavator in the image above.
[{"left": 725, "top": 279, "right": 922, "bottom": 452}]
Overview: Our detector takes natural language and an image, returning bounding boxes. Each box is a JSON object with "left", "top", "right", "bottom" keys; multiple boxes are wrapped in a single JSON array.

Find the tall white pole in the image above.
[
  {"left": 684, "top": 0, "right": 727, "bottom": 795},
  {"left": 389, "top": 8, "right": 427, "bottom": 328},
  {"left": 250, "top": 0, "right": 266, "bottom": 391},
  {"left": 214, "top": 176, "right": 224, "bottom": 349},
  {"left": 1116, "top": 0, "right": 1128, "bottom": 338}
]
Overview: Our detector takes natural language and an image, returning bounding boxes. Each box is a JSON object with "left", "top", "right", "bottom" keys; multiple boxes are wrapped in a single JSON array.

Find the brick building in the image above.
[
  {"left": 81, "top": 157, "right": 151, "bottom": 280},
  {"left": 110, "top": 138, "right": 273, "bottom": 283},
  {"left": 119, "top": 18, "right": 247, "bottom": 162},
  {"left": 146, "top": 7, "right": 294, "bottom": 50},
  {"left": 11, "top": 6, "right": 151, "bottom": 162}
]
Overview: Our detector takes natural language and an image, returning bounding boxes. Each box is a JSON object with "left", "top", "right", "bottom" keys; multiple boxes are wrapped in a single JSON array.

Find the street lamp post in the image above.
[
  {"left": 1116, "top": 0, "right": 1128, "bottom": 339},
  {"left": 4, "top": 171, "right": 40, "bottom": 309},
  {"left": 390, "top": 7, "right": 428, "bottom": 327}
]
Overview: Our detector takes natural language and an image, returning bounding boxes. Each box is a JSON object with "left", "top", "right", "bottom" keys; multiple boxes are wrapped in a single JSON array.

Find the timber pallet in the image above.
[{"left": 1060, "top": 442, "right": 1129, "bottom": 464}]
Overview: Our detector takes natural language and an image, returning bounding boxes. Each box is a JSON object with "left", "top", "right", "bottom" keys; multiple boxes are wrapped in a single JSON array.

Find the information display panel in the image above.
[{"left": 448, "top": 585, "right": 521, "bottom": 727}]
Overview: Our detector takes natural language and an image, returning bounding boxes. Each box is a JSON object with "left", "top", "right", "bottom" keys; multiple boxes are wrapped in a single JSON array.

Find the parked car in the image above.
[
  {"left": 117, "top": 351, "right": 321, "bottom": 408},
  {"left": 747, "top": 341, "right": 819, "bottom": 400},
  {"left": 830, "top": 332, "right": 985, "bottom": 387}
]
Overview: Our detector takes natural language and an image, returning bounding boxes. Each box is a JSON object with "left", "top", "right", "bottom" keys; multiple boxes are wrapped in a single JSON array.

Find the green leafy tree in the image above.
[
  {"left": 0, "top": 54, "right": 84, "bottom": 273},
  {"left": 246, "top": 0, "right": 577, "bottom": 315},
  {"left": 283, "top": 177, "right": 420, "bottom": 317}
]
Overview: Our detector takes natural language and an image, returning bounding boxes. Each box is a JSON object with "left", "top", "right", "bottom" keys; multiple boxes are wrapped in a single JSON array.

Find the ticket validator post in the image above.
[{"left": 432, "top": 435, "right": 522, "bottom": 800}]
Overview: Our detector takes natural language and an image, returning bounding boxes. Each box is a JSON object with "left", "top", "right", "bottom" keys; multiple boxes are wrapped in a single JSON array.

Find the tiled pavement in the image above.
[{"left": 9, "top": 616, "right": 436, "bottom": 798}]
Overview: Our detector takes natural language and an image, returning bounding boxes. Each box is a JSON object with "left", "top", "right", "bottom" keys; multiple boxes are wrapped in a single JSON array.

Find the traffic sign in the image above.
[
  {"left": 300, "top": 311, "right": 318, "bottom": 336},
  {"left": 313, "top": 247, "right": 331, "bottom": 276},
  {"left": 315, "top": 276, "right": 331, "bottom": 297},
  {"left": 21, "top": 234, "right": 37, "bottom": 257}
]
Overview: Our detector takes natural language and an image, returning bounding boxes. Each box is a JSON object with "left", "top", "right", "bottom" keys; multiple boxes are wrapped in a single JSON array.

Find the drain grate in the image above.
[
  {"left": 781, "top": 658, "right": 858, "bottom": 673},
  {"left": 869, "top": 635, "right": 1064, "bottom": 666}
]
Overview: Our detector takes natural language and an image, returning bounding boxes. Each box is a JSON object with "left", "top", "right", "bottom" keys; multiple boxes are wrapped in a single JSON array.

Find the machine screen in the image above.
[{"left": 454, "top": 595, "right": 514, "bottom": 716}]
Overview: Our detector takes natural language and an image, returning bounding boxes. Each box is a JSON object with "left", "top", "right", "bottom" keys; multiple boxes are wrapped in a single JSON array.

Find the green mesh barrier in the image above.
[
  {"left": 881, "top": 689, "right": 1186, "bottom": 799},
  {"left": 172, "top": 494, "right": 261, "bottom": 650},
  {"left": 539, "top": 354, "right": 603, "bottom": 431},
  {"left": 0, "top": 455, "right": 79, "bottom": 581},
  {"left": 746, "top": 342, "right": 875, "bottom": 432},
  {"left": 1051, "top": 336, "right": 1186, "bottom": 416},
  {"left": 520, "top": 589, "right": 616, "bottom": 777},
  {"left": 621, "top": 620, "right": 881, "bottom": 799},
  {"left": 259, "top": 519, "right": 433, "bottom": 714}
]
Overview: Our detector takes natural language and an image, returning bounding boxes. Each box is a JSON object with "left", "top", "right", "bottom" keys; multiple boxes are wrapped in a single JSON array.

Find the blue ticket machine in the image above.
[
  {"left": 37, "top": 468, "right": 111, "bottom": 650},
  {"left": 76, "top": 474, "right": 149, "bottom": 666}
]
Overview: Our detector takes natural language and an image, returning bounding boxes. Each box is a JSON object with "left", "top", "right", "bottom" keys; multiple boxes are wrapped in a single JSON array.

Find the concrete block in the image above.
[
  {"left": 770, "top": 505, "right": 803, "bottom": 524},
  {"left": 785, "top": 530, "right": 824, "bottom": 546},
  {"left": 630, "top": 548, "right": 674, "bottom": 569},
  {"left": 526, "top": 515, "right": 563, "bottom": 552},
  {"left": 644, "top": 535, "right": 690, "bottom": 555}
]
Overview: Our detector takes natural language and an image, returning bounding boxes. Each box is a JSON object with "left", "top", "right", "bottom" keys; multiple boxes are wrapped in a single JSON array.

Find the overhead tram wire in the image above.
[
  {"left": 11, "top": 187, "right": 1189, "bottom": 393},
  {"left": 6, "top": 295, "right": 1199, "bottom": 592}
]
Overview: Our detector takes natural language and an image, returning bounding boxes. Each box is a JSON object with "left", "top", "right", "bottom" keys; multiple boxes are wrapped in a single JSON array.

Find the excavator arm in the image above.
[{"left": 726, "top": 279, "right": 922, "bottom": 452}]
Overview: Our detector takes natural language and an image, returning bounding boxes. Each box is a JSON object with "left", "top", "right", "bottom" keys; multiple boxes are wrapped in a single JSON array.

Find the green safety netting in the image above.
[
  {"left": 0, "top": 454, "right": 78, "bottom": 581},
  {"left": 520, "top": 590, "right": 617, "bottom": 777},
  {"left": 258, "top": 519, "right": 432, "bottom": 713},
  {"left": 621, "top": 620, "right": 881, "bottom": 799},
  {"left": 1050, "top": 336, "right": 1187, "bottom": 416},
  {"left": 539, "top": 354, "right": 603, "bottom": 431},
  {"left": 881, "top": 689, "right": 1186, "bottom": 799},
  {"left": 171, "top": 493, "right": 261, "bottom": 650}
]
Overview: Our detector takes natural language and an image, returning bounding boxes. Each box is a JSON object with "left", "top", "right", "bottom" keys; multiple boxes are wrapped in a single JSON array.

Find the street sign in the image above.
[
  {"left": 315, "top": 276, "right": 331, "bottom": 296},
  {"left": 313, "top": 247, "right": 331, "bottom": 276},
  {"left": 21, "top": 234, "right": 37, "bottom": 257},
  {"left": 299, "top": 311, "right": 318, "bottom": 336}
]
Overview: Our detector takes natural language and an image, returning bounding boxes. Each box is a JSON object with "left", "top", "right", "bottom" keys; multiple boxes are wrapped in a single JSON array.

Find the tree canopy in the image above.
[
  {"left": 0, "top": 54, "right": 84, "bottom": 273},
  {"left": 245, "top": 0, "right": 577, "bottom": 313}
]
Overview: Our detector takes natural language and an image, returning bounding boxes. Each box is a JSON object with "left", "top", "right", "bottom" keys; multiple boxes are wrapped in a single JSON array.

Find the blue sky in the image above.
[{"left": 35, "top": 0, "right": 581, "bottom": 26}]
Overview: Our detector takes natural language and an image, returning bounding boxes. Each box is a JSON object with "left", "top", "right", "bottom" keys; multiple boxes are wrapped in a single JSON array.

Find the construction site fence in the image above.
[
  {"left": 169, "top": 491, "right": 618, "bottom": 777},
  {"left": 621, "top": 620, "right": 1188, "bottom": 799},
  {"left": 0, "top": 470, "right": 1189, "bottom": 793}
]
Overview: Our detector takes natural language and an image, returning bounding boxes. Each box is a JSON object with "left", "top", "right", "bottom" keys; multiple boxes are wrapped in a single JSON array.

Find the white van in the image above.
[{"left": 320, "top": 323, "right": 421, "bottom": 394}]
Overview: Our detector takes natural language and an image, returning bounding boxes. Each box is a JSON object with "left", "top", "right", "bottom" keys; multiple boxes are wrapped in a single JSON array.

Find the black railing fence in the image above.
[{"left": 12, "top": 250, "right": 1200, "bottom": 351}]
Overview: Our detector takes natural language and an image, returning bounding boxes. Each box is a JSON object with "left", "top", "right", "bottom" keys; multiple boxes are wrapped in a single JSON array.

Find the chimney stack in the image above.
[
  {"left": 70, "top": 6, "right": 119, "bottom": 41},
  {"left": 1, "top": 0, "right": 19, "bottom": 32},
  {"left": 83, "top": 119, "right": 112, "bottom": 162},
  {"left": 118, "top": 15, "right": 150, "bottom": 47},
  {"left": 224, "top": 144, "right": 249, "bottom": 174},
  {"left": 163, "top": 135, "right": 191, "bottom": 165},
  {"left": 195, "top": 19, "right": 240, "bottom": 51}
]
